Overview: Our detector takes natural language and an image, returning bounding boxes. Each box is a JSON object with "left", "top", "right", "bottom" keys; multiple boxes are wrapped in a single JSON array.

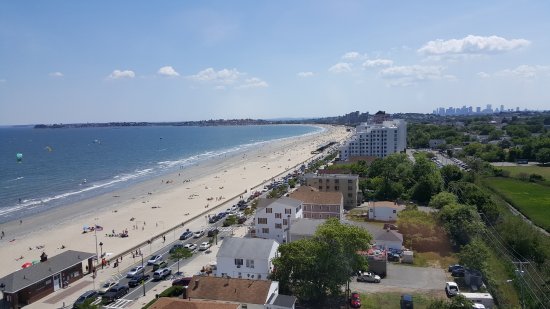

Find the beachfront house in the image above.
[
  {"left": 186, "top": 275, "right": 296, "bottom": 309},
  {"left": 366, "top": 201, "right": 405, "bottom": 222},
  {"left": 0, "top": 250, "right": 95, "bottom": 309},
  {"left": 289, "top": 186, "right": 343, "bottom": 219},
  {"left": 375, "top": 229, "right": 404, "bottom": 251},
  {"left": 303, "top": 173, "right": 361, "bottom": 209},
  {"left": 215, "top": 237, "right": 279, "bottom": 281},
  {"left": 254, "top": 197, "right": 303, "bottom": 244}
]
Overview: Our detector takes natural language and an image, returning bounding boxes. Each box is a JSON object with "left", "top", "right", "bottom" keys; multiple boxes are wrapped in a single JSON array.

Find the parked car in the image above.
[
  {"left": 357, "top": 271, "right": 381, "bottom": 283},
  {"left": 452, "top": 267, "right": 465, "bottom": 277},
  {"left": 73, "top": 290, "right": 99, "bottom": 308},
  {"left": 153, "top": 268, "right": 172, "bottom": 281},
  {"left": 400, "top": 294, "right": 414, "bottom": 309},
  {"left": 172, "top": 277, "right": 192, "bottom": 288},
  {"left": 383, "top": 223, "right": 398, "bottom": 230},
  {"left": 184, "top": 243, "right": 197, "bottom": 252},
  {"left": 448, "top": 264, "right": 464, "bottom": 273},
  {"left": 208, "top": 216, "right": 219, "bottom": 223},
  {"left": 128, "top": 273, "right": 150, "bottom": 287},
  {"left": 199, "top": 241, "right": 211, "bottom": 251},
  {"left": 147, "top": 254, "right": 163, "bottom": 265},
  {"left": 169, "top": 243, "right": 184, "bottom": 253},
  {"left": 349, "top": 291, "right": 361, "bottom": 308},
  {"left": 445, "top": 282, "right": 460, "bottom": 297},
  {"left": 193, "top": 230, "right": 205, "bottom": 238},
  {"left": 126, "top": 266, "right": 144, "bottom": 278},
  {"left": 98, "top": 281, "right": 117, "bottom": 295},
  {"left": 238, "top": 217, "right": 247, "bottom": 224},
  {"left": 179, "top": 229, "right": 193, "bottom": 240},
  {"left": 387, "top": 252, "right": 400, "bottom": 262},
  {"left": 207, "top": 228, "right": 219, "bottom": 237},
  {"left": 102, "top": 285, "right": 129, "bottom": 304}
]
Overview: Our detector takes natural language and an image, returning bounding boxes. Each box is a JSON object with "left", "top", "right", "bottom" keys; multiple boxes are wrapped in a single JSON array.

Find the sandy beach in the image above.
[{"left": 0, "top": 125, "right": 349, "bottom": 278}]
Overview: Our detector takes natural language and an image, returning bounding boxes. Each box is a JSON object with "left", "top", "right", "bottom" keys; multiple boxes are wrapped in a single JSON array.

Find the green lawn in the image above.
[
  {"left": 484, "top": 177, "right": 550, "bottom": 231},
  {"left": 498, "top": 165, "right": 550, "bottom": 186},
  {"left": 359, "top": 292, "right": 436, "bottom": 309}
]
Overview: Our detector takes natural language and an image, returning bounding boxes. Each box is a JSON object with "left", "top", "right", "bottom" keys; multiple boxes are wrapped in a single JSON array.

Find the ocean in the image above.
[{"left": 0, "top": 125, "right": 321, "bottom": 223}]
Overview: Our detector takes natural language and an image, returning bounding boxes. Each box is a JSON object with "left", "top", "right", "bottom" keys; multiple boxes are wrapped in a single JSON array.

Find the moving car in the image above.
[
  {"left": 98, "top": 281, "right": 117, "bottom": 295},
  {"left": 349, "top": 291, "right": 361, "bottom": 308},
  {"left": 153, "top": 268, "right": 172, "bottom": 280},
  {"left": 357, "top": 271, "right": 381, "bottom": 283},
  {"left": 152, "top": 260, "right": 168, "bottom": 271},
  {"left": 126, "top": 266, "right": 144, "bottom": 278},
  {"left": 102, "top": 285, "right": 129, "bottom": 304},
  {"left": 73, "top": 290, "right": 99, "bottom": 308},
  {"left": 207, "top": 228, "right": 219, "bottom": 237},
  {"left": 179, "top": 229, "right": 193, "bottom": 240},
  {"left": 128, "top": 273, "right": 150, "bottom": 287},
  {"left": 193, "top": 230, "right": 205, "bottom": 238},
  {"left": 169, "top": 244, "right": 184, "bottom": 253},
  {"left": 184, "top": 243, "right": 198, "bottom": 251},
  {"left": 445, "top": 282, "right": 460, "bottom": 297},
  {"left": 147, "top": 254, "right": 163, "bottom": 265},
  {"left": 198, "top": 241, "right": 211, "bottom": 251}
]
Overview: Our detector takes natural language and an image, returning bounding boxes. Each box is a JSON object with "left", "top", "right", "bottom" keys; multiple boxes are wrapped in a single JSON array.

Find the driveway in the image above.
[{"left": 350, "top": 263, "right": 447, "bottom": 295}]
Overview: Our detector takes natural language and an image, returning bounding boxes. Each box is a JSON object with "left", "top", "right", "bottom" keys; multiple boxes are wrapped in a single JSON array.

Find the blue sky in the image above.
[{"left": 1, "top": 1, "right": 549, "bottom": 125}]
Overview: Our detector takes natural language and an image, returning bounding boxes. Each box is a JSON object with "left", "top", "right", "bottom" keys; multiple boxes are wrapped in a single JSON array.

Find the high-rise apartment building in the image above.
[{"left": 339, "top": 119, "right": 407, "bottom": 161}]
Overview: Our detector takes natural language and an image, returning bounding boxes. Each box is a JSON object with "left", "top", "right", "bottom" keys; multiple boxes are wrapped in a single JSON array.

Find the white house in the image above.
[
  {"left": 215, "top": 237, "right": 279, "bottom": 281},
  {"left": 366, "top": 201, "right": 404, "bottom": 222},
  {"left": 254, "top": 197, "right": 303, "bottom": 243},
  {"left": 375, "top": 229, "right": 403, "bottom": 250}
]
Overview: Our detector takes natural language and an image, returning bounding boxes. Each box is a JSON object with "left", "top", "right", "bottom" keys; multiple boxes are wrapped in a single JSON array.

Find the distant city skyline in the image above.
[
  {"left": 1, "top": 1, "right": 550, "bottom": 125},
  {"left": 432, "top": 104, "right": 532, "bottom": 116}
]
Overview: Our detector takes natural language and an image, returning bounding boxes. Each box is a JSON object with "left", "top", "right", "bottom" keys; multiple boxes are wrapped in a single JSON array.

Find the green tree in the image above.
[
  {"left": 427, "top": 295, "right": 473, "bottom": 309},
  {"left": 458, "top": 238, "right": 490, "bottom": 271},
  {"left": 535, "top": 148, "right": 550, "bottom": 164},
  {"left": 438, "top": 203, "right": 480, "bottom": 246},
  {"left": 429, "top": 192, "right": 458, "bottom": 209},
  {"left": 440, "top": 165, "right": 464, "bottom": 188},
  {"left": 271, "top": 218, "right": 372, "bottom": 303},
  {"left": 170, "top": 247, "right": 193, "bottom": 275},
  {"left": 410, "top": 157, "right": 443, "bottom": 204}
]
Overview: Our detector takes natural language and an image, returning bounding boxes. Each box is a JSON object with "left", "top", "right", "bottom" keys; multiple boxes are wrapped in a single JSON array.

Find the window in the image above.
[
  {"left": 266, "top": 208, "right": 272, "bottom": 213},
  {"left": 319, "top": 179, "right": 323, "bottom": 183},
  {"left": 234, "top": 258, "right": 243, "bottom": 266},
  {"left": 334, "top": 186, "right": 339, "bottom": 190},
  {"left": 275, "top": 223, "right": 282, "bottom": 229},
  {"left": 262, "top": 228, "right": 269, "bottom": 234},
  {"left": 393, "top": 209, "right": 397, "bottom": 213},
  {"left": 348, "top": 179, "right": 352, "bottom": 184},
  {"left": 348, "top": 193, "right": 353, "bottom": 198},
  {"left": 246, "top": 259, "right": 255, "bottom": 268},
  {"left": 335, "top": 179, "right": 339, "bottom": 184},
  {"left": 283, "top": 219, "right": 288, "bottom": 225},
  {"left": 348, "top": 186, "right": 352, "bottom": 190},
  {"left": 275, "top": 213, "right": 282, "bottom": 219},
  {"left": 258, "top": 218, "right": 267, "bottom": 224},
  {"left": 285, "top": 208, "right": 292, "bottom": 214}
]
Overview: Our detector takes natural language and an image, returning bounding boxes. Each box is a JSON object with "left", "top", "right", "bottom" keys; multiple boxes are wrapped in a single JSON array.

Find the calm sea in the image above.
[{"left": 0, "top": 125, "right": 321, "bottom": 223}]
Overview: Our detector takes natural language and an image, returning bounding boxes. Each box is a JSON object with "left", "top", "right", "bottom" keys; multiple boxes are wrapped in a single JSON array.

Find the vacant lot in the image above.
[
  {"left": 484, "top": 177, "right": 550, "bottom": 231},
  {"left": 498, "top": 165, "right": 550, "bottom": 186}
]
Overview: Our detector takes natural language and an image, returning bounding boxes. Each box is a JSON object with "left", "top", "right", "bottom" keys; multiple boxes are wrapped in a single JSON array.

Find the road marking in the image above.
[{"left": 103, "top": 298, "right": 132, "bottom": 308}]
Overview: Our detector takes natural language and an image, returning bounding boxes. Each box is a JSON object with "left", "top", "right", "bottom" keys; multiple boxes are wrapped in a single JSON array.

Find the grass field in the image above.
[
  {"left": 359, "top": 292, "right": 435, "bottom": 309},
  {"left": 498, "top": 165, "right": 550, "bottom": 186},
  {"left": 484, "top": 177, "right": 550, "bottom": 231}
]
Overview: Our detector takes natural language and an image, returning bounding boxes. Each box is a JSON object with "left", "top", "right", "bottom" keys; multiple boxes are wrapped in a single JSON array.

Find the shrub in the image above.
[{"left": 528, "top": 173, "right": 545, "bottom": 182}]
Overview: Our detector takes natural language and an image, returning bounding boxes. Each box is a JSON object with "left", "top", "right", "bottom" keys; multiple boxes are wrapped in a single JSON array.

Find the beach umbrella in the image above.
[{"left": 21, "top": 262, "right": 32, "bottom": 268}]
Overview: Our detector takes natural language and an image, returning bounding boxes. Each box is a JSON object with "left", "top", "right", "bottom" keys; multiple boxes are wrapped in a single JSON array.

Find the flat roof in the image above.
[{"left": 289, "top": 186, "right": 343, "bottom": 205}]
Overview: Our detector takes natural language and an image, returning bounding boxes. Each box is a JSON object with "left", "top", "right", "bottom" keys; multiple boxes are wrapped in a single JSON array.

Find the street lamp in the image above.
[
  {"left": 141, "top": 255, "right": 146, "bottom": 296},
  {"left": 99, "top": 242, "right": 103, "bottom": 259}
]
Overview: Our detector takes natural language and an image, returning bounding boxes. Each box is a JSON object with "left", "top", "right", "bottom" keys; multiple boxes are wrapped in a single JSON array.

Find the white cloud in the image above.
[
  {"left": 328, "top": 62, "right": 352, "bottom": 73},
  {"left": 379, "top": 65, "right": 453, "bottom": 86},
  {"left": 418, "top": 35, "right": 530, "bottom": 56},
  {"left": 157, "top": 66, "right": 180, "bottom": 77},
  {"left": 477, "top": 72, "right": 491, "bottom": 78},
  {"left": 494, "top": 65, "right": 550, "bottom": 78},
  {"left": 0, "top": 79, "right": 6, "bottom": 83},
  {"left": 363, "top": 59, "right": 393, "bottom": 68},
  {"left": 237, "top": 77, "right": 268, "bottom": 89},
  {"left": 189, "top": 68, "right": 242, "bottom": 84},
  {"left": 341, "top": 51, "right": 362, "bottom": 60},
  {"left": 49, "top": 72, "right": 64, "bottom": 77},
  {"left": 297, "top": 71, "right": 314, "bottom": 78},
  {"left": 107, "top": 70, "right": 135, "bottom": 80}
]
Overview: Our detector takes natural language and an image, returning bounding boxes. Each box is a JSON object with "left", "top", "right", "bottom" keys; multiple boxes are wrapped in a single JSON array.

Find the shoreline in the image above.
[{"left": 0, "top": 125, "right": 348, "bottom": 277}]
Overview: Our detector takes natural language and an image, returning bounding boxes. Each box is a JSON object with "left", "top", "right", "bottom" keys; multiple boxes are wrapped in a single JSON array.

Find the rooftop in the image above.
[
  {"left": 256, "top": 196, "right": 302, "bottom": 211},
  {"left": 267, "top": 293, "right": 297, "bottom": 308},
  {"left": 375, "top": 229, "right": 404, "bottom": 242},
  {"left": 149, "top": 298, "right": 240, "bottom": 309},
  {"left": 304, "top": 173, "right": 359, "bottom": 179},
  {"left": 217, "top": 237, "right": 278, "bottom": 260},
  {"left": 289, "top": 218, "right": 326, "bottom": 238},
  {"left": 289, "top": 186, "right": 343, "bottom": 205},
  {"left": 186, "top": 275, "right": 273, "bottom": 305},
  {"left": 368, "top": 201, "right": 404, "bottom": 209}
]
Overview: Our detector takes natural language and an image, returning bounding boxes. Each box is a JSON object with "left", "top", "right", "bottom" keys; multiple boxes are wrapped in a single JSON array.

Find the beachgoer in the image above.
[
  {"left": 163, "top": 235, "right": 166, "bottom": 243},
  {"left": 1, "top": 230, "right": 4, "bottom": 239},
  {"left": 19, "top": 220, "right": 22, "bottom": 225}
]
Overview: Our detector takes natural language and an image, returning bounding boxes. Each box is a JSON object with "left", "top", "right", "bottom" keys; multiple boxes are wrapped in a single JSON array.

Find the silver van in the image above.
[{"left": 153, "top": 268, "right": 172, "bottom": 280}]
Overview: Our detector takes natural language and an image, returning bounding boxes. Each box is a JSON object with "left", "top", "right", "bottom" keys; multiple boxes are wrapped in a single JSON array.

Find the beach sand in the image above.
[{"left": 0, "top": 125, "right": 349, "bottom": 277}]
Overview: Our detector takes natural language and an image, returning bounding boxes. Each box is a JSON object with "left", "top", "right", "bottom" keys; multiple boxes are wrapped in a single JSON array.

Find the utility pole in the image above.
[
  {"left": 141, "top": 254, "right": 146, "bottom": 296},
  {"left": 513, "top": 261, "right": 529, "bottom": 309}
]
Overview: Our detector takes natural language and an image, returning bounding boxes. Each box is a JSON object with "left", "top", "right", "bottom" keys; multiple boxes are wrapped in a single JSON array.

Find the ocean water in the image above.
[{"left": 0, "top": 125, "right": 321, "bottom": 223}]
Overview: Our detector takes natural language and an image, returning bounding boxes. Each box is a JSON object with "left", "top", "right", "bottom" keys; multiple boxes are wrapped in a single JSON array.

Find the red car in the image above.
[{"left": 350, "top": 292, "right": 361, "bottom": 308}]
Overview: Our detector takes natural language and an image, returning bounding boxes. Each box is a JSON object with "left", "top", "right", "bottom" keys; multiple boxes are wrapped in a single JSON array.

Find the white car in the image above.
[
  {"left": 198, "top": 242, "right": 211, "bottom": 251},
  {"left": 184, "top": 243, "right": 198, "bottom": 252},
  {"left": 98, "top": 281, "right": 117, "bottom": 294},
  {"left": 445, "top": 281, "right": 459, "bottom": 297},
  {"left": 147, "top": 255, "right": 163, "bottom": 265},
  {"left": 193, "top": 230, "right": 205, "bottom": 238},
  {"left": 126, "top": 266, "right": 144, "bottom": 278}
]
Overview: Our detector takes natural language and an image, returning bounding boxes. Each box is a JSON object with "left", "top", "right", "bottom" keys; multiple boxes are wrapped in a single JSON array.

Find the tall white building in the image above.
[
  {"left": 339, "top": 119, "right": 407, "bottom": 161},
  {"left": 254, "top": 197, "right": 303, "bottom": 244}
]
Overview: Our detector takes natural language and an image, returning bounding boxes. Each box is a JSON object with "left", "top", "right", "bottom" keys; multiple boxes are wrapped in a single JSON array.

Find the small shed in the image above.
[
  {"left": 367, "top": 201, "right": 404, "bottom": 222},
  {"left": 0, "top": 250, "right": 95, "bottom": 309},
  {"left": 375, "top": 229, "right": 403, "bottom": 251}
]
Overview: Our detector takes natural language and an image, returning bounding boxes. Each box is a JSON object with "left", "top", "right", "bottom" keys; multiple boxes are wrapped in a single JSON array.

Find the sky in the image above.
[{"left": 1, "top": 1, "right": 549, "bottom": 125}]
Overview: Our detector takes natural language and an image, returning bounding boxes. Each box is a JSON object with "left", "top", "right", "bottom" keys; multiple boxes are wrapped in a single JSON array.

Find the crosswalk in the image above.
[{"left": 103, "top": 298, "right": 133, "bottom": 308}]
